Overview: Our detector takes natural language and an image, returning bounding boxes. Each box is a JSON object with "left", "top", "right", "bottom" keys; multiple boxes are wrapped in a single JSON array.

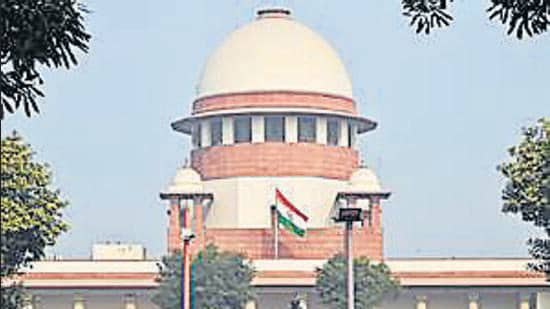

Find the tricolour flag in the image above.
[{"left": 275, "top": 188, "right": 309, "bottom": 237}]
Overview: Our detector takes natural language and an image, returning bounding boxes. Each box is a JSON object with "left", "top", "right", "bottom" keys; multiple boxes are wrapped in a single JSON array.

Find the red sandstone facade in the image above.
[
  {"left": 168, "top": 81, "right": 381, "bottom": 260},
  {"left": 167, "top": 198, "right": 384, "bottom": 260},
  {"left": 192, "top": 91, "right": 358, "bottom": 115},
  {"left": 191, "top": 143, "right": 359, "bottom": 181}
]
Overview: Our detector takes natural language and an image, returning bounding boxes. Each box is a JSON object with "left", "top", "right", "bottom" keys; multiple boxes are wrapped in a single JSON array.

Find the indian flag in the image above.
[{"left": 275, "top": 189, "right": 309, "bottom": 237}]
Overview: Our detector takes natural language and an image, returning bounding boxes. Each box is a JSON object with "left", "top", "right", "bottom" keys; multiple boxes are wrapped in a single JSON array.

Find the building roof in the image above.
[
  {"left": 12, "top": 257, "right": 547, "bottom": 289},
  {"left": 161, "top": 166, "right": 203, "bottom": 195},
  {"left": 196, "top": 8, "right": 353, "bottom": 99}
]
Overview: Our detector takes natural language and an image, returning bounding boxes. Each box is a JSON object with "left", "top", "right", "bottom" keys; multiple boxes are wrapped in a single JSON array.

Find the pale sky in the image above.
[{"left": 2, "top": 1, "right": 549, "bottom": 258}]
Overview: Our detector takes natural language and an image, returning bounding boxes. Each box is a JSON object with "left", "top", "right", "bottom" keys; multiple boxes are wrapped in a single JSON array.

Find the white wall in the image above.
[
  {"left": 26, "top": 288, "right": 548, "bottom": 309},
  {"left": 203, "top": 176, "right": 350, "bottom": 228},
  {"left": 252, "top": 288, "right": 545, "bottom": 309},
  {"left": 538, "top": 292, "right": 550, "bottom": 308},
  {"left": 30, "top": 291, "right": 157, "bottom": 309}
]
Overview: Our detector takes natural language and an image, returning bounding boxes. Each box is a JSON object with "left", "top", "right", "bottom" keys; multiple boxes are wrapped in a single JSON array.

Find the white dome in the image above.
[
  {"left": 164, "top": 166, "right": 203, "bottom": 194},
  {"left": 196, "top": 9, "right": 353, "bottom": 99},
  {"left": 348, "top": 167, "right": 383, "bottom": 193}
]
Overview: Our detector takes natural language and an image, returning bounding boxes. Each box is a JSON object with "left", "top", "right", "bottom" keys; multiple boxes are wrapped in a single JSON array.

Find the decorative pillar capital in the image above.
[
  {"left": 518, "top": 292, "right": 531, "bottom": 309},
  {"left": 73, "top": 295, "right": 86, "bottom": 309},
  {"left": 245, "top": 300, "right": 257, "bottom": 309},
  {"left": 124, "top": 294, "right": 137, "bottom": 309},
  {"left": 415, "top": 295, "right": 428, "bottom": 309},
  {"left": 367, "top": 195, "right": 381, "bottom": 205},
  {"left": 468, "top": 293, "right": 480, "bottom": 309}
]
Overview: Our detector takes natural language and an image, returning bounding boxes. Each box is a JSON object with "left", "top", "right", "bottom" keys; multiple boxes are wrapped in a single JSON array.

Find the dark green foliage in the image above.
[
  {"left": 152, "top": 245, "right": 255, "bottom": 309},
  {"left": 151, "top": 250, "right": 184, "bottom": 309},
  {"left": 1, "top": 284, "right": 24, "bottom": 309},
  {"left": 498, "top": 118, "right": 550, "bottom": 275},
  {"left": 1, "top": 132, "right": 69, "bottom": 308},
  {"left": 316, "top": 254, "right": 400, "bottom": 309},
  {"left": 402, "top": 0, "right": 454, "bottom": 34},
  {"left": 402, "top": 0, "right": 549, "bottom": 39},
  {"left": 488, "top": 0, "right": 550, "bottom": 39},
  {"left": 0, "top": 0, "right": 91, "bottom": 119}
]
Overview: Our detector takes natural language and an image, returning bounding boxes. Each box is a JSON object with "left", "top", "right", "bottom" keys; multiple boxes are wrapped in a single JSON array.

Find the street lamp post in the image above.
[
  {"left": 181, "top": 227, "right": 194, "bottom": 309},
  {"left": 160, "top": 192, "right": 213, "bottom": 309},
  {"left": 160, "top": 165, "right": 213, "bottom": 309},
  {"left": 345, "top": 220, "right": 354, "bottom": 309},
  {"left": 335, "top": 207, "right": 363, "bottom": 309}
]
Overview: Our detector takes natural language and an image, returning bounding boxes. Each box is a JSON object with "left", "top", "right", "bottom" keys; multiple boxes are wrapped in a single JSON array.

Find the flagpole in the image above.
[
  {"left": 271, "top": 203, "right": 279, "bottom": 259},
  {"left": 275, "top": 207, "right": 279, "bottom": 259}
]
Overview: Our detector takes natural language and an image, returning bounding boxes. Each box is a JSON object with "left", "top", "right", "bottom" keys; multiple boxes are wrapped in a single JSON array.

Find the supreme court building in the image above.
[{"left": 13, "top": 8, "right": 549, "bottom": 309}]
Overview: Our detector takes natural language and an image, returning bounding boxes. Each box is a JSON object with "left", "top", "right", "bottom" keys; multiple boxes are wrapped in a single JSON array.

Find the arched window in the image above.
[
  {"left": 265, "top": 116, "right": 285, "bottom": 142},
  {"left": 234, "top": 116, "right": 252, "bottom": 143},
  {"left": 298, "top": 116, "right": 316, "bottom": 143}
]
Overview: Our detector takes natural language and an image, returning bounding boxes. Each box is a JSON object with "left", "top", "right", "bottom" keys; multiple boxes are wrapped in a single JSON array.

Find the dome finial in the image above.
[{"left": 256, "top": 7, "right": 291, "bottom": 19}]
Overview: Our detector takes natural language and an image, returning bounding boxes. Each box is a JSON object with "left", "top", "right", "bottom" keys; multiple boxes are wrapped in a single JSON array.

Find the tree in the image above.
[
  {"left": 316, "top": 254, "right": 400, "bottom": 309},
  {"left": 0, "top": 0, "right": 91, "bottom": 119},
  {"left": 1, "top": 132, "right": 69, "bottom": 308},
  {"left": 498, "top": 118, "right": 550, "bottom": 275},
  {"left": 152, "top": 245, "right": 255, "bottom": 309},
  {"left": 402, "top": 0, "right": 550, "bottom": 39}
]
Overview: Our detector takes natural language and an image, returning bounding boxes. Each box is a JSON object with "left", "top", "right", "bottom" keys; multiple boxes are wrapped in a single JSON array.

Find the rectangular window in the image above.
[
  {"left": 210, "top": 118, "right": 223, "bottom": 146},
  {"left": 298, "top": 116, "right": 316, "bottom": 143},
  {"left": 327, "top": 118, "right": 340, "bottom": 146},
  {"left": 264, "top": 116, "right": 285, "bottom": 142},
  {"left": 233, "top": 116, "right": 252, "bottom": 143},
  {"left": 192, "top": 123, "right": 202, "bottom": 148}
]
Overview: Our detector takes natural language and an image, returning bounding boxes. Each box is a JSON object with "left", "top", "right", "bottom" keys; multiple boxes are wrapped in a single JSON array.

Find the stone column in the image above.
[
  {"left": 73, "top": 295, "right": 86, "bottom": 309},
  {"left": 193, "top": 197, "right": 205, "bottom": 252},
  {"left": 285, "top": 116, "right": 298, "bottom": 143},
  {"left": 124, "top": 294, "right": 137, "bottom": 309},
  {"left": 167, "top": 199, "right": 181, "bottom": 253},
  {"left": 468, "top": 293, "right": 480, "bottom": 309},
  {"left": 338, "top": 119, "right": 348, "bottom": 147},
  {"left": 251, "top": 116, "right": 265, "bottom": 143},
  {"left": 222, "top": 117, "right": 234, "bottom": 145},
  {"left": 245, "top": 300, "right": 257, "bottom": 309},
  {"left": 415, "top": 295, "right": 428, "bottom": 309},
  {"left": 367, "top": 196, "right": 381, "bottom": 229},
  {"left": 316, "top": 117, "right": 327, "bottom": 145},
  {"left": 518, "top": 293, "right": 530, "bottom": 309}
]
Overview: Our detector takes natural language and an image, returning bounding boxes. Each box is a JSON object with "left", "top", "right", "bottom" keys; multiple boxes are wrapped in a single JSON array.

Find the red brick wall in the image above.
[
  {"left": 192, "top": 142, "right": 358, "bottom": 180},
  {"left": 193, "top": 91, "right": 357, "bottom": 115},
  {"left": 167, "top": 201, "right": 181, "bottom": 253},
  {"left": 168, "top": 198, "right": 384, "bottom": 260},
  {"left": 198, "top": 226, "right": 382, "bottom": 260}
]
